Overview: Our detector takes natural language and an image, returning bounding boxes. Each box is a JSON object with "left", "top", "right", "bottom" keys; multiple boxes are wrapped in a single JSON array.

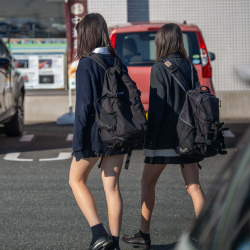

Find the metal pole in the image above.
[
  {"left": 57, "top": 82, "right": 75, "bottom": 125},
  {"left": 56, "top": 0, "right": 75, "bottom": 125},
  {"left": 68, "top": 86, "right": 73, "bottom": 113}
]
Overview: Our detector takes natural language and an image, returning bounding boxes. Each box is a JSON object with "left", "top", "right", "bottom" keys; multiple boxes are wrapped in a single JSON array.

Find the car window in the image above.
[{"left": 115, "top": 31, "right": 200, "bottom": 66}]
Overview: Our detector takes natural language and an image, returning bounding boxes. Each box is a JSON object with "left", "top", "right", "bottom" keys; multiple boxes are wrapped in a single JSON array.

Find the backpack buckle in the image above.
[
  {"left": 107, "top": 92, "right": 118, "bottom": 98},
  {"left": 206, "top": 116, "right": 214, "bottom": 122},
  {"left": 116, "top": 65, "right": 122, "bottom": 74},
  {"left": 107, "top": 125, "right": 115, "bottom": 131},
  {"left": 205, "top": 139, "right": 212, "bottom": 145}
]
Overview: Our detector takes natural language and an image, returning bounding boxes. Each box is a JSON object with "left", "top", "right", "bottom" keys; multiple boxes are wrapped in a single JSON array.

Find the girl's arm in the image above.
[
  {"left": 144, "top": 65, "right": 166, "bottom": 149},
  {"left": 72, "top": 68, "right": 93, "bottom": 158}
]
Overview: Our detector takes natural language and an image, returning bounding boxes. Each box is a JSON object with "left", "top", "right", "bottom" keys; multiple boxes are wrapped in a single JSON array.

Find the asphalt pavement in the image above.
[{"left": 0, "top": 122, "right": 249, "bottom": 250}]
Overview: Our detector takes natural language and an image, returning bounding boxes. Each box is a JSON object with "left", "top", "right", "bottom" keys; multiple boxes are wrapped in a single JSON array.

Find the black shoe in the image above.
[
  {"left": 88, "top": 234, "right": 114, "bottom": 250},
  {"left": 122, "top": 231, "right": 151, "bottom": 249}
]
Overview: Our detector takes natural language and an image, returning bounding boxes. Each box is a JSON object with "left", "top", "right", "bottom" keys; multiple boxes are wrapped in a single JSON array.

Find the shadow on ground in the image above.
[
  {"left": 0, "top": 122, "right": 249, "bottom": 155},
  {"left": 0, "top": 122, "right": 73, "bottom": 154}
]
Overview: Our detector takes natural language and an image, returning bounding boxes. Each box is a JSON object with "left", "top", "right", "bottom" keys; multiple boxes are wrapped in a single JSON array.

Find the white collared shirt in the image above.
[{"left": 92, "top": 47, "right": 109, "bottom": 54}]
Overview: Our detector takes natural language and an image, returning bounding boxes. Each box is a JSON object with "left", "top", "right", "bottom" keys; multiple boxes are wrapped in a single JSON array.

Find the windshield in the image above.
[{"left": 115, "top": 31, "right": 200, "bottom": 66}]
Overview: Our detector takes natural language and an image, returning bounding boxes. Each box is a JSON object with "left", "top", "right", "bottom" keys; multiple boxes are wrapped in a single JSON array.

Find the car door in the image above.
[
  {"left": 0, "top": 40, "right": 13, "bottom": 115},
  {"left": 0, "top": 41, "right": 6, "bottom": 115}
]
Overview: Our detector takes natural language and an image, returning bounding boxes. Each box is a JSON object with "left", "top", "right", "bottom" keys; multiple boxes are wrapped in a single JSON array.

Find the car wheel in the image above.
[{"left": 4, "top": 94, "right": 24, "bottom": 137}]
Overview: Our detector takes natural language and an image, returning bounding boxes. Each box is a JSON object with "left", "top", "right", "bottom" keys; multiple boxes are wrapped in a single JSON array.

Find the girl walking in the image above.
[
  {"left": 69, "top": 13, "right": 127, "bottom": 250},
  {"left": 122, "top": 23, "right": 206, "bottom": 249}
]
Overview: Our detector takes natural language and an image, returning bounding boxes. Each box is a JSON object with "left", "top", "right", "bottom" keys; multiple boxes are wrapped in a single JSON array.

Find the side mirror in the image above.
[
  {"left": 209, "top": 52, "right": 215, "bottom": 61},
  {"left": 0, "top": 57, "right": 11, "bottom": 67}
]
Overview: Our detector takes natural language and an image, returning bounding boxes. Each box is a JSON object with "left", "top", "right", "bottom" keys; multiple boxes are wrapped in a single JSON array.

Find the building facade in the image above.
[{"left": 89, "top": 0, "right": 250, "bottom": 120}]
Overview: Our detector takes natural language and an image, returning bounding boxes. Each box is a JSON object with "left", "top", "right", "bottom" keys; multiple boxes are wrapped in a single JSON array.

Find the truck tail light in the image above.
[
  {"left": 197, "top": 32, "right": 212, "bottom": 78},
  {"left": 110, "top": 33, "right": 117, "bottom": 49}
]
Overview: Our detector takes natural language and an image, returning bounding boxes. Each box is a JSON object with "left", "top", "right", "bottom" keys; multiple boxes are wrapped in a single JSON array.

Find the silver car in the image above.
[{"left": 0, "top": 38, "right": 25, "bottom": 136}]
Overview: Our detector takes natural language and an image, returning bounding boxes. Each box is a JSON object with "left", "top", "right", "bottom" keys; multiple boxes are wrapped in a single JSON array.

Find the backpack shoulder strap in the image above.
[
  {"left": 83, "top": 53, "right": 110, "bottom": 70},
  {"left": 114, "top": 56, "right": 120, "bottom": 66},
  {"left": 190, "top": 62, "right": 200, "bottom": 89},
  {"left": 190, "top": 62, "right": 194, "bottom": 89},
  {"left": 161, "top": 59, "right": 190, "bottom": 93}
]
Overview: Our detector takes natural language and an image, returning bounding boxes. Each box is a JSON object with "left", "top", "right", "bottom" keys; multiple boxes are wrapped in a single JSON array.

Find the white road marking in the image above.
[
  {"left": 19, "top": 134, "right": 34, "bottom": 142},
  {"left": 66, "top": 133, "right": 73, "bottom": 141},
  {"left": 3, "top": 153, "right": 33, "bottom": 162},
  {"left": 224, "top": 130, "right": 235, "bottom": 138},
  {"left": 39, "top": 152, "right": 72, "bottom": 161}
]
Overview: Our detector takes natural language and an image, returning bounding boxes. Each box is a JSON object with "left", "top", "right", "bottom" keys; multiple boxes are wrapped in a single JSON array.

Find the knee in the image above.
[
  {"left": 69, "top": 177, "right": 74, "bottom": 188},
  {"left": 69, "top": 177, "right": 75, "bottom": 188},
  {"left": 103, "top": 181, "right": 120, "bottom": 195},
  {"left": 141, "top": 177, "right": 157, "bottom": 190},
  {"left": 185, "top": 183, "right": 202, "bottom": 196},
  {"left": 69, "top": 175, "right": 87, "bottom": 189}
]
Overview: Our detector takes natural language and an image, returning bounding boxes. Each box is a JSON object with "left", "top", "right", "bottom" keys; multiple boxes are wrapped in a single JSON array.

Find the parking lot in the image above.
[{"left": 0, "top": 122, "right": 248, "bottom": 249}]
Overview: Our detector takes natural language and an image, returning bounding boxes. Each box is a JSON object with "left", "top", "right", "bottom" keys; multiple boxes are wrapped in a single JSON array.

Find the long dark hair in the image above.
[
  {"left": 155, "top": 23, "right": 189, "bottom": 62},
  {"left": 76, "top": 13, "right": 116, "bottom": 58}
]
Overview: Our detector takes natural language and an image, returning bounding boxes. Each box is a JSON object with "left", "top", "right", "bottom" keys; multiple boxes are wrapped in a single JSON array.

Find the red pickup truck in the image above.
[{"left": 110, "top": 22, "right": 216, "bottom": 113}]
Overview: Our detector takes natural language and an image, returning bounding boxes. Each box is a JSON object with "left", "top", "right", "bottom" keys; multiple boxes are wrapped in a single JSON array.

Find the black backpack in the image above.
[
  {"left": 163, "top": 59, "right": 227, "bottom": 161},
  {"left": 84, "top": 53, "right": 147, "bottom": 168}
]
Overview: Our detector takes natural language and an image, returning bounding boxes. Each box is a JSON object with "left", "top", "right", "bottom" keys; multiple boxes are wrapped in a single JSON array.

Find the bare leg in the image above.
[
  {"left": 69, "top": 156, "right": 101, "bottom": 227},
  {"left": 180, "top": 163, "right": 205, "bottom": 217},
  {"left": 140, "top": 163, "right": 166, "bottom": 234},
  {"left": 101, "top": 155, "right": 124, "bottom": 237}
]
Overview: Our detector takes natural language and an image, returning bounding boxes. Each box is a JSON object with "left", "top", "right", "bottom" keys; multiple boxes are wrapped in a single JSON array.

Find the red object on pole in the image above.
[
  {"left": 64, "top": 0, "right": 87, "bottom": 89},
  {"left": 64, "top": 0, "right": 87, "bottom": 64},
  {"left": 58, "top": 0, "right": 87, "bottom": 124}
]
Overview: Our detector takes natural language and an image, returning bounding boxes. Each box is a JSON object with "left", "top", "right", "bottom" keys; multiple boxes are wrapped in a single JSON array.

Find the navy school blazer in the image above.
[
  {"left": 72, "top": 54, "right": 128, "bottom": 161},
  {"left": 144, "top": 53, "right": 200, "bottom": 151}
]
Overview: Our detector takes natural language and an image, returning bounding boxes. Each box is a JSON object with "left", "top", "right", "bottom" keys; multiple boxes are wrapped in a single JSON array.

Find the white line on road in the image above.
[
  {"left": 3, "top": 153, "right": 33, "bottom": 162},
  {"left": 19, "top": 134, "right": 34, "bottom": 142},
  {"left": 224, "top": 130, "right": 235, "bottom": 138},
  {"left": 39, "top": 152, "right": 72, "bottom": 161},
  {"left": 66, "top": 134, "right": 73, "bottom": 141}
]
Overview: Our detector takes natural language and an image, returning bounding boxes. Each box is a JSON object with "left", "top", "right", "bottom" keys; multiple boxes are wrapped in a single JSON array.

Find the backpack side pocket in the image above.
[{"left": 176, "top": 116, "right": 196, "bottom": 155}]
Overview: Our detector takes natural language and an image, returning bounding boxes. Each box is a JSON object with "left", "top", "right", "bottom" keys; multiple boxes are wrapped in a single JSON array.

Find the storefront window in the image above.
[{"left": 0, "top": 0, "right": 66, "bottom": 38}]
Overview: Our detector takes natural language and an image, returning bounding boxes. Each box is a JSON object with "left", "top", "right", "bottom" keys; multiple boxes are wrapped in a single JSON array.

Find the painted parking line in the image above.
[
  {"left": 19, "top": 134, "right": 34, "bottom": 142},
  {"left": 224, "top": 130, "right": 235, "bottom": 138},
  {"left": 3, "top": 153, "right": 33, "bottom": 162},
  {"left": 66, "top": 134, "right": 73, "bottom": 141},
  {"left": 39, "top": 152, "right": 72, "bottom": 161}
]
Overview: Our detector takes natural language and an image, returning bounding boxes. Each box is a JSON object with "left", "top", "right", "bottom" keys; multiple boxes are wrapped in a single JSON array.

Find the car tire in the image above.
[{"left": 4, "top": 94, "right": 24, "bottom": 137}]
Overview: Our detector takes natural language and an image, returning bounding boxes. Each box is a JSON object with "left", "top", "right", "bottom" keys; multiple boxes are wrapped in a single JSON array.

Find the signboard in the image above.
[
  {"left": 64, "top": 0, "right": 87, "bottom": 89},
  {"left": 14, "top": 53, "right": 65, "bottom": 89},
  {"left": 7, "top": 38, "right": 67, "bottom": 90}
]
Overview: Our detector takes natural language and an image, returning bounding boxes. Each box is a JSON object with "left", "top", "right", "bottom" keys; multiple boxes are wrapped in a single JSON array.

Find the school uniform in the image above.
[
  {"left": 144, "top": 52, "right": 200, "bottom": 164},
  {"left": 72, "top": 48, "right": 128, "bottom": 161}
]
